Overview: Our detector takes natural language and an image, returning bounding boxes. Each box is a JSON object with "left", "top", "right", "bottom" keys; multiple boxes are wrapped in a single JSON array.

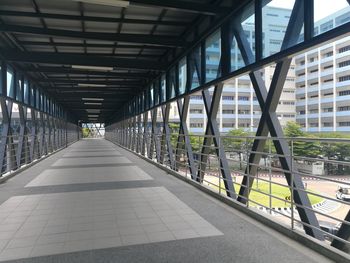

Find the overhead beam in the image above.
[
  {"left": 34, "top": 79, "right": 142, "bottom": 86},
  {"left": 128, "top": 0, "right": 226, "bottom": 15},
  {"left": 1, "top": 50, "right": 166, "bottom": 71},
  {"left": 0, "top": 24, "right": 186, "bottom": 47},
  {"left": 0, "top": 10, "right": 188, "bottom": 26},
  {"left": 22, "top": 67, "right": 154, "bottom": 78},
  {"left": 19, "top": 41, "right": 168, "bottom": 50}
]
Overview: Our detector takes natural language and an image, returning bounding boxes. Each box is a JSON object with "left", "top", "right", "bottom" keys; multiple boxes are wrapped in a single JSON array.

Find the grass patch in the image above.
[{"left": 212, "top": 180, "right": 323, "bottom": 208}]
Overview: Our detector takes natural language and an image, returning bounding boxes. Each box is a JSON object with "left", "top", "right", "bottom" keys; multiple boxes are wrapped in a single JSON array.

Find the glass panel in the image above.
[
  {"left": 231, "top": 36, "right": 245, "bottom": 70},
  {"left": 236, "top": 2, "right": 255, "bottom": 63},
  {"left": 30, "top": 86, "right": 35, "bottom": 107},
  {"left": 168, "top": 67, "right": 176, "bottom": 99},
  {"left": 160, "top": 74, "right": 166, "bottom": 103},
  {"left": 314, "top": 0, "right": 350, "bottom": 35},
  {"left": 150, "top": 86, "right": 154, "bottom": 108},
  {"left": 6, "top": 69, "right": 14, "bottom": 98},
  {"left": 262, "top": 0, "right": 297, "bottom": 57},
  {"left": 178, "top": 57, "right": 186, "bottom": 95},
  {"left": 40, "top": 94, "right": 43, "bottom": 111},
  {"left": 24, "top": 80, "right": 29, "bottom": 104},
  {"left": 190, "top": 46, "right": 201, "bottom": 90},
  {"left": 17, "top": 78, "right": 22, "bottom": 102},
  {"left": 205, "top": 30, "right": 221, "bottom": 82},
  {"left": 155, "top": 80, "right": 160, "bottom": 106}
]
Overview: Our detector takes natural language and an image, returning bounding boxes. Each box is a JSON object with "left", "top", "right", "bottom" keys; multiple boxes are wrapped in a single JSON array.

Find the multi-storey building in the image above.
[
  {"left": 181, "top": 6, "right": 296, "bottom": 134},
  {"left": 296, "top": 8, "right": 350, "bottom": 132}
]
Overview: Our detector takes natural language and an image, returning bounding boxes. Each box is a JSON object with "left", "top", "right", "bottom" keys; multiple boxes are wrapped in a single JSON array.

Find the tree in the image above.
[
  {"left": 223, "top": 129, "right": 249, "bottom": 170},
  {"left": 284, "top": 121, "right": 321, "bottom": 158},
  {"left": 318, "top": 132, "right": 350, "bottom": 175},
  {"left": 82, "top": 127, "right": 90, "bottom": 138}
]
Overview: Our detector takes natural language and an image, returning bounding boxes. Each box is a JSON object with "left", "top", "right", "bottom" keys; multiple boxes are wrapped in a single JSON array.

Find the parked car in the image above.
[{"left": 336, "top": 184, "right": 350, "bottom": 201}]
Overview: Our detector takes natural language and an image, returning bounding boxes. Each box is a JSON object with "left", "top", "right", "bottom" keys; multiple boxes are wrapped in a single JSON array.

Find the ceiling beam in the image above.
[
  {"left": 19, "top": 41, "right": 168, "bottom": 50},
  {"left": 35, "top": 79, "right": 142, "bottom": 85},
  {"left": 0, "top": 10, "right": 188, "bottom": 26},
  {"left": 2, "top": 49, "right": 166, "bottom": 70},
  {"left": 0, "top": 24, "right": 186, "bottom": 47},
  {"left": 22, "top": 66, "right": 154, "bottom": 77},
  {"left": 129, "top": 0, "right": 226, "bottom": 15}
]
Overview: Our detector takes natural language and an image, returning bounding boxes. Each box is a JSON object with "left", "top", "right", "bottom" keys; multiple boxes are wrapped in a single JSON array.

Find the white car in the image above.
[{"left": 336, "top": 184, "right": 350, "bottom": 201}]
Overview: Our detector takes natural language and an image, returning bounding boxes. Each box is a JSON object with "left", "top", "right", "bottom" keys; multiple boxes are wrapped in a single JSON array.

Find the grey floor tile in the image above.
[
  {"left": 92, "top": 237, "right": 122, "bottom": 250},
  {"left": 172, "top": 229, "right": 200, "bottom": 240},
  {"left": 42, "top": 224, "right": 69, "bottom": 235},
  {"left": 36, "top": 233, "right": 67, "bottom": 245},
  {"left": 30, "top": 243, "right": 64, "bottom": 257},
  {"left": 121, "top": 233, "right": 149, "bottom": 246},
  {"left": 119, "top": 225, "right": 145, "bottom": 236},
  {"left": 0, "top": 239, "right": 10, "bottom": 252},
  {"left": 67, "top": 231, "right": 93, "bottom": 242},
  {"left": 63, "top": 240, "right": 93, "bottom": 253},
  {"left": 142, "top": 223, "right": 169, "bottom": 234},
  {"left": 0, "top": 246, "right": 33, "bottom": 261},
  {"left": 7, "top": 236, "right": 38, "bottom": 249},
  {"left": 147, "top": 231, "right": 175, "bottom": 243}
]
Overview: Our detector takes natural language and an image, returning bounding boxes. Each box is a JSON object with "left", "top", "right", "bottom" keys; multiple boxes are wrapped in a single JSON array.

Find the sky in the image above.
[{"left": 268, "top": 0, "right": 349, "bottom": 22}]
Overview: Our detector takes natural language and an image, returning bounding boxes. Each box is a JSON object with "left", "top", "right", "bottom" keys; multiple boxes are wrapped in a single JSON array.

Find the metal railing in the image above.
[
  {"left": 106, "top": 129, "right": 350, "bottom": 252},
  {"left": 0, "top": 121, "right": 81, "bottom": 179}
]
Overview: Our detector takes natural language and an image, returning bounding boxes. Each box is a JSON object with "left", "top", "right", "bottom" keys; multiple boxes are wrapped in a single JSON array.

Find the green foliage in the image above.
[
  {"left": 284, "top": 121, "right": 321, "bottom": 158},
  {"left": 82, "top": 127, "right": 90, "bottom": 138},
  {"left": 168, "top": 122, "right": 203, "bottom": 153},
  {"left": 212, "top": 180, "right": 323, "bottom": 208}
]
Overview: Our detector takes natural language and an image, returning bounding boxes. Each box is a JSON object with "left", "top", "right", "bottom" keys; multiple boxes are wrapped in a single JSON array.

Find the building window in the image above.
[
  {"left": 324, "top": 92, "right": 333, "bottom": 96},
  {"left": 320, "top": 20, "right": 333, "bottom": 32},
  {"left": 339, "top": 60, "right": 350, "bottom": 68},
  {"left": 324, "top": 65, "right": 333, "bottom": 69},
  {"left": 190, "top": 109, "right": 203, "bottom": 114},
  {"left": 267, "top": 13, "right": 278, "bottom": 17},
  {"left": 323, "top": 122, "right": 333, "bottom": 127},
  {"left": 309, "top": 123, "right": 319, "bottom": 127},
  {"left": 310, "top": 69, "right": 318, "bottom": 73},
  {"left": 339, "top": 75, "right": 350, "bottom": 82},
  {"left": 323, "top": 107, "right": 333, "bottom": 112},
  {"left": 338, "top": 106, "right": 350, "bottom": 111},
  {"left": 339, "top": 45, "right": 350, "bottom": 53},
  {"left": 297, "top": 72, "right": 305, "bottom": 76},
  {"left": 238, "top": 96, "right": 249, "bottom": 101},
  {"left": 309, "top": 109, "right": 318, "bottom": 113},
  {"left": 222, "top": 96, "right": 234, "bottom": 100},
  {"left": 299, "top": 110, "right": 305, "bottom": 115},
  {"left": 339, "top": 122, "right": 350, "bottom": 127},
  {"left": 324, "top": 78, "right": 333, "bottom": 83},
  {"left": 238, "top": 110, "right": 250, "bottom": 114},
  {"left": 310, "top": 82, "right": 318, "bottom": 86},
  {"left": 222, "top": 109, "right": 234, "bottom": 114},
  {"left": 190, "top": 123, "right": 203, "bottom": 128},
  {"left": 281, "top": 101, "right": 295, "bottom": 105},
  {"left": 269, "top": 39, "right": 282, "bottom": 45},
  {"left": 222, "top": 123, "right": 235, "bottom": 128},
  {"left": 339, "top": 90, "right": 350, "bottom": 96},
  {"left": 299, "top": 60, "right": 305, "bottom": 66},
  {"left": 191, "top": 95, "right": 203, "bottom": 100},
  {"left": 323, "top": 51, "right": 333, "bottom": 58}
]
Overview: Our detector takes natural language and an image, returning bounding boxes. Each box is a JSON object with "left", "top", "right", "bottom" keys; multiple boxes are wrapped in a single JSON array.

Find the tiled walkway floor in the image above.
[{"left": 0, "top": 139, "right": 333, "bottom": 263}]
